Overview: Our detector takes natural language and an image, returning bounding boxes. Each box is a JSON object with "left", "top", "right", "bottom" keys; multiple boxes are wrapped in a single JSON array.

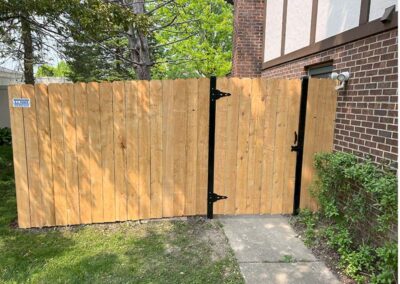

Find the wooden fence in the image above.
[{"left": 8, "top": 78, "right": 337, "bottom": 228}]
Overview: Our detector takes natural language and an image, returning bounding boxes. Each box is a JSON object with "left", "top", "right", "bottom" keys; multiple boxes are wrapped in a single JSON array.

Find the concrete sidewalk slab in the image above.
[{"left": 219, "top": 215, "right": 340, "bottom": 284}]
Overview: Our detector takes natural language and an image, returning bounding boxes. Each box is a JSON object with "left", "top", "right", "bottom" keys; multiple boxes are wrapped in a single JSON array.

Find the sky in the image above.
[{"left": 0, "top": 39, "right": 61, "bottom": 72}]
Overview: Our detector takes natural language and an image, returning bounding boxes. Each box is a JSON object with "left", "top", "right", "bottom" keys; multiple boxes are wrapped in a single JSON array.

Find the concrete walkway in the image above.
[{"left": 219, "top": 215, "right": 340, "bottom": 284}]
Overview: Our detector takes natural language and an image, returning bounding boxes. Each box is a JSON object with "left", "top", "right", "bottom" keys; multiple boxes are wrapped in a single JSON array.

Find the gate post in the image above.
[
  {"left": 292, "top": 76, "right": 309, "bottom": 215},
  {"left": 207, "top": 76, "right": 230, "bottom": 219}
]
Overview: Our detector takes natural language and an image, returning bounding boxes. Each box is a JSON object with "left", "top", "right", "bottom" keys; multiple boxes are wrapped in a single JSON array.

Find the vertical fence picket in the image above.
[
  {"left": 22, "top": 85, "right": 42, "bottom": 227},
  {"left": 125, "top": 81, "right": 139, "bottom": 220},
  {"left": 184, "top": 79, "right": 199, "bottom": 216},
  {"left": 235, "top": 79, "right": 252, "bottom": 214},
  {"left": 162, "top": 80, "right": 174, "bottom": 217},
  {"left": 100, "top": 82, "right": 115, "bottom": 222},
  {"left": 138, "top": 81, "right": 151, "bottom": 219},
  {"left": 8, "top": 85, "right": 30, "bottom": 228},
  {"left": 260, "top": 79, "right": 278, "bottom": 214},
  {"left": 75, "top": 83, "right": 92, "bottom": 224},
  {"left": 48, "top": 84, "right": 68, "bottom": 225},
  {"left": 113, "top": 81, "right": 127, "bottom": 221},
  {"left": 35, "top": 84, "right": 55, "bottom": 226},
  {"left": 150, "top": 80, "right": 163, "bottom": 218},
  {"left": 87, "top": 82, "right": 103, "bottom": 223},
  {"left": 172, "top": 79, "right": 188, "bottom": 216},
  {"left": 195, "top": 78, "right": 210, "bottom": 215},
  {"left": 62, "top": 84, "right": 80, "bottom": 225}
]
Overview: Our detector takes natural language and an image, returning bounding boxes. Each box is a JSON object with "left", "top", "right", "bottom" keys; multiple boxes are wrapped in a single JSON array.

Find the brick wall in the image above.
[
  {"left": 231, "top": 0, "right": 264, "bottom": 77},
  {"left": 262, "top": 29, "right": 398, "bottom": 167}
]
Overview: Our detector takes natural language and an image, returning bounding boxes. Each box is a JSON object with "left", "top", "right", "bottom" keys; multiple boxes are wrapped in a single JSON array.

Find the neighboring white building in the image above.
[
  {"left": 0, "top": 67, "right": 23, "bottom": 128},
  {"left": 0, "top": 67, "right": 23, "bottom": 85}
]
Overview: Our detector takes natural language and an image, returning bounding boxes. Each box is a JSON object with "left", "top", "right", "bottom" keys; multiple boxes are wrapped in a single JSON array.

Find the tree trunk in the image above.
[
  {"left": 21, "top": 16, "right": 35, "bottom": 84},
  {"left": 127, "top": 0, "right": 152, "bottom": 80}
]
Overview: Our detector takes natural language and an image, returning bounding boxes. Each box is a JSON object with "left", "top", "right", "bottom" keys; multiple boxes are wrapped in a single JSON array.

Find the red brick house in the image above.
[{"left": 231, "top": 0, "right": 398, "bottom": 167}]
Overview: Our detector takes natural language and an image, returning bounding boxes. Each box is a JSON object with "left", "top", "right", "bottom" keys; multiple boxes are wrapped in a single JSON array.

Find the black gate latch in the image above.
[
  {"left": 211, "top": 89, "right": 231, "bottom": 101},
  {"left": 209, "top": 193, "right": 228, "bottom": 203}
]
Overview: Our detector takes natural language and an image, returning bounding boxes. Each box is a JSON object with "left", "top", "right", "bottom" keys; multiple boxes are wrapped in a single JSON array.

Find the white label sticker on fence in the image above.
[{"left": 13, "top": 98, "right": 30, "bottom": 108}]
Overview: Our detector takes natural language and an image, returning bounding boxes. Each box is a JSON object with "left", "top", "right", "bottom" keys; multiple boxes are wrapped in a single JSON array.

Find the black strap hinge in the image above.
[
  {"left": 211, "top": 89, "right": 231, "bottom": 101},
  {"left": 209, "top": 193, "right": 228, "bottom": 203}
]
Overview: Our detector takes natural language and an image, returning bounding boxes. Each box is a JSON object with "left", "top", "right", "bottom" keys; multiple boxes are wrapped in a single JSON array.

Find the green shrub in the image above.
[
  {"left": 298, "top": 152, "right": 398, "bottom": 283},
  {"left": 0, "top": 128, "right": 11, "bottom": 145}
]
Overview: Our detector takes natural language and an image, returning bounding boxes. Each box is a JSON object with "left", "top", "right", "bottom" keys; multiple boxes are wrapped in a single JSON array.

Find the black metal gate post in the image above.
[
  {"left": 207, "top": 76, "right": 230, "bottom": 219},
  {"left": 291, "top": 76, "right": 309, "bottom": 215}
]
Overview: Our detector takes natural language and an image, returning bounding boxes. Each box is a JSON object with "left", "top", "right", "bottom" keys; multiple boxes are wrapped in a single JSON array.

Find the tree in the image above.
[
  {"left": 0, "top": 0, "right": 147, "bottom": 84},
  {"left": 152, "top": 0, "right": 233, "bottom": 78},
  {"left": 65, "top": 0, "right": 233, "bottom": 81},
  {"left": 36, "top": 61, "right": 71, "bottom": 77}
]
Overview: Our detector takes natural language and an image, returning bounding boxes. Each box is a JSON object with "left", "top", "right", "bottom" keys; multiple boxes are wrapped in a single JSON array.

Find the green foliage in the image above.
[
  {"left": 296, "top": 152, "right": 398, "bottom": 283},
  {"left": 313, "top": 152, "right": 397, "bottom": 233},
  {"left": 36, "top": 61, "right": 71, "bottom": 77},
  {"left": 0, "top": 0, "right": 148, "bottom": 82},
  {"left": 0, "top": 127, "right": 11, "bottom": 146},
  {"left": 152, "top": 0, "right": 233, "bottom": 79},
  {"left": 65, "top": 40, "right": 136, "bottom": 82}
]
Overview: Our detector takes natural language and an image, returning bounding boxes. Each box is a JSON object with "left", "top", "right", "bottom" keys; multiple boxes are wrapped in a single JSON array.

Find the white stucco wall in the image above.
[
  {"left": 369, "top": 0, "right": 397, "bottom": 21},
  {"left": 315, "top": 0, "right": 361, "bottom": 42},
  {"left": 284, "top": 0, "right": 313, "bottom": 54},
  {"left": 0, "top": 86, "right": 10, "bottom": 128},
  {"left": 264, "top": 0, "right": 284, "bottom": 61}
]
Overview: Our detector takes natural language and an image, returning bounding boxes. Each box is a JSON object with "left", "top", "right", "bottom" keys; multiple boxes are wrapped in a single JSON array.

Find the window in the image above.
[{"left": 307, "top": 65, "right": 333, "bottom": 78}]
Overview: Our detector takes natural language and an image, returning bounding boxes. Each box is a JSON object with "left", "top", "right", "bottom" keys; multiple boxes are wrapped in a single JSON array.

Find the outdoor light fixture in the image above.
[{"left": 331, "top": 71, "right": 350, "bottom": 90}]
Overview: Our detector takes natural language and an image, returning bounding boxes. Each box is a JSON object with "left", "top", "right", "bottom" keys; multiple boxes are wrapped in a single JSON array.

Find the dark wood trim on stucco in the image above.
[
  {"left": 309, "top": 0, "right": 319, "bottom": 44},
  {"left": 359, "top": 0, "right": 371, "bottom": 25},
  {"left": 262, "top": 12, "right": 398, "bottom": 70},
  {"left": 262, "top": 0, "right": 267, "bottom": 63},
  {"left": 280, "top": 0, "right": 288, "bottom": 56}
]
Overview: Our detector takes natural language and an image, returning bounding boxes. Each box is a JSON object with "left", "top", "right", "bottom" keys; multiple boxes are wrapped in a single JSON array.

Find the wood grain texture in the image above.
[
  {"left": 125, "top": 81, "right": 139, "bottom": 220},
  {"left": 9, "top": 78, "right": 338, "bottom": 228},
  {"left": 62, "top": 84, "right": 80, "bottom": 225},
  {"left": 35, "top": 84, "right": 55, "bottom": 226},
  {"left": 48, "top": 84, "right": 67, "bottom": 225},
  {"left": 185, "top": 79, "right": 198, "bottom": 216},
  {"left": 113, "top": 81, "right": 127, "bottom": 221},
  {"left": 138, "top": 81, "right": 151, "bottom": 219},
  {"left": 235, "top": 78, "right": 251, "bottom": 214},
  {"left": 222, "top": 78, "right": 240, "bottom": 214},
  {"left": 172, "top": 79, "right": 188, "bottom": 216},
  {"left": 100, "top": 82, "right": 115, "bottom": 222},
  {"left": 75, "top": 83, "right": 92, "bottom": 224},
  {"left": 300, "top": 79, "right": 338, "bottom": 211},
  {"left": 22, "top": 85, "right": 42, "bottom": 227},
  {"left": 260, "top": 79, "right": 278, "bottom": 214},
  {"left": 195, "top": 78, "right": 210, "bottom": 215},
  {"left": 87, "top": 82, "right": 104, "bottom": 223},
  {"left": 162, "top": 80, "right": 174, "bottom": 217},
  {"left": 150, "top": 80, "right": 163, "bottom": 218},
  {"left": 8, "top": 85, "right": 30, "bottom": 228}
]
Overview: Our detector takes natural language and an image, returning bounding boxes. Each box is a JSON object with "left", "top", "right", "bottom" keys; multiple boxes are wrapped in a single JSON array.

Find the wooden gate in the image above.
[
  {"left": 8, "top": 77, "right": 337, "bottom": 228},
  {"left": 212, "top": 78, "right": 337, "bottom": 215}
]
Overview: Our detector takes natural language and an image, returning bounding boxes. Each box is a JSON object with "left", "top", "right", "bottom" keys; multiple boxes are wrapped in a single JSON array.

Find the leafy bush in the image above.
[
  {"left": 0, "top": 128, "right": 11, "bottom": 145},
  {"left": 297, "top": 152, "right": 398, "bottom": 283}
]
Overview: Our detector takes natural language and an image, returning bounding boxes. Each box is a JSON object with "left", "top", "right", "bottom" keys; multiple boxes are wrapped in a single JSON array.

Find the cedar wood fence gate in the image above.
[{"left": 8, "top": 77, "right": 337, "bottom": 228}]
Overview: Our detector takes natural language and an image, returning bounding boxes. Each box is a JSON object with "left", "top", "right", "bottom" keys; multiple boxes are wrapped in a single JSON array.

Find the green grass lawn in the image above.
[{"left": 0, "top": 145, "right": 244, "bottom": 284}]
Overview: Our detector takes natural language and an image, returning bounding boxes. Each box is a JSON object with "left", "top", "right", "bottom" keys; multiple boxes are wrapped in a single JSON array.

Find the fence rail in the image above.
[{"left": 9, "top": 77, "right": 337, "bottom": 228}]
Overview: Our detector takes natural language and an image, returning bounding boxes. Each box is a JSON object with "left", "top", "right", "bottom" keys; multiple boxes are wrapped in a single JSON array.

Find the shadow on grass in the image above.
[{"left": 0, "top": 145, "right": 75, "bottom": 283}]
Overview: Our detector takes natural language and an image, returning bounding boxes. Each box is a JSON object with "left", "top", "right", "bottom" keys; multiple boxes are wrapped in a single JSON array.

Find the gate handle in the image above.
[{"left": 291, "top": 131, "right": 300, "bottom": 152}]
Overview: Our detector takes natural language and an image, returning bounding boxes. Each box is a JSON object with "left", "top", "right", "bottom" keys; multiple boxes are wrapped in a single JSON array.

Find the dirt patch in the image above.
[{"left": 290, "top": 216, "right": 356, "bottom": 284}]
